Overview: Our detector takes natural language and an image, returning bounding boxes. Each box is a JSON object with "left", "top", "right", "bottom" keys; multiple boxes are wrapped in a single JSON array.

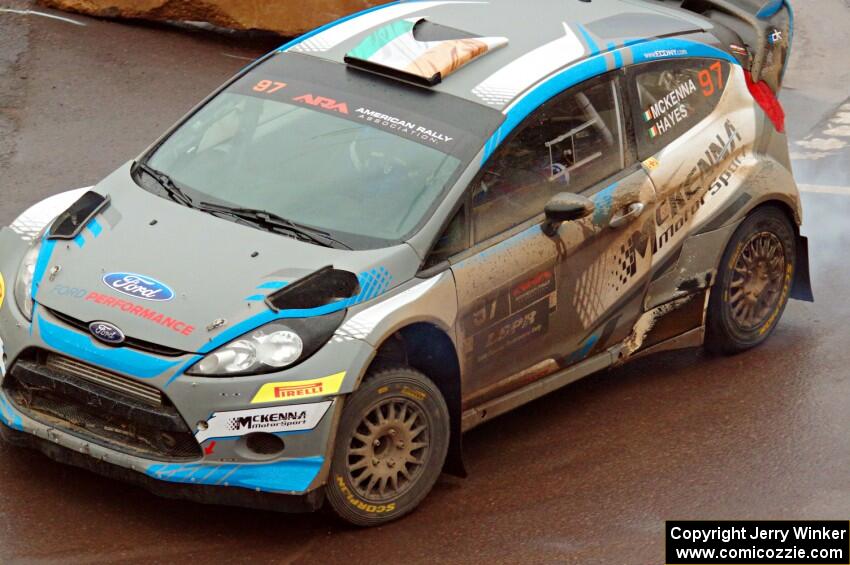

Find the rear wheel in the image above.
[
  {"left": 706, "top": 207, "right": 796, "bottom": 355},
  {"left": 325, "top": 367, "right": 449, "bottom": 527}
]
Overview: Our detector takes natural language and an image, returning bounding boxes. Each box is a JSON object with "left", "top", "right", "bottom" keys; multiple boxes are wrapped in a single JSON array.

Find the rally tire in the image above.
[
  {"left": 705, "top": 207, "right": 796, "bottom": 355},
  {"left": 325, "top": 367, "right": 450, "bottom": 527}
]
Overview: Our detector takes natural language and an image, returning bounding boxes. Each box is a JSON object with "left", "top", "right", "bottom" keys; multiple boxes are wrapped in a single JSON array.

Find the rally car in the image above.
[{"left": 0, "top": 0, "right": 811, "bottom": 526}]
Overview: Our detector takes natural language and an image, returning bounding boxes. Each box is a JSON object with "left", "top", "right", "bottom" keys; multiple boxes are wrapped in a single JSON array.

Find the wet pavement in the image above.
[{"left": 0, "top": 2, "right": 849, "bottom": 563}]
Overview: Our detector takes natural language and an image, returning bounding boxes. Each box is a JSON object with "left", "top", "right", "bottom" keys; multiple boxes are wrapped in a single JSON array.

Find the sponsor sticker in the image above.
[
  {"left": 510, "top": 269, "right": 556, "bottom": 311},
  {"left": 84, "top": 291, "right": 195, "bottom": 336},
  {"left": 251, "top": 372, "right": 346, "bottom": 404},
  {"left": 0, "top": 272, "right": 5, "bottom": 309},
  {"left": 643, "top": 157, "right": 661, "bottom": 171},
  {"left": 472, "top": 299, "right": 550, "bottom": 364},
  {"left": 103, "top": 272, "right": 175, "bottom": 302},
  {"left": 643, "top": 78, "right": 697, "bottom": 139},
  {"left": 195, "top": 401, "right": 332, "bottom": 443},
  {"left": 642, "top": 48, "right": 687, "bottom": 60},
  {"left": 293, "top": 93, "right": 349, "bottom": 114},
  {"left": 355, "top": 107, "right": 455, "bottom": 146}
]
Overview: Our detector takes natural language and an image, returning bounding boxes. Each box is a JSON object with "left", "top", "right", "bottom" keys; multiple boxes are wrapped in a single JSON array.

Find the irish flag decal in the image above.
[{"left": 345, "top": 18, "right": 508, "bottom": 86}]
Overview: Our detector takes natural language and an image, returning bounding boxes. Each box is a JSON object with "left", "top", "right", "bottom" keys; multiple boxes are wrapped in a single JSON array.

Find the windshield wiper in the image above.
[
  {"left": 197, "top": 201, "right": 351, "bottom": 250},
  {"left": 137, "top": 163, "right": 194, "bottom": 207}
]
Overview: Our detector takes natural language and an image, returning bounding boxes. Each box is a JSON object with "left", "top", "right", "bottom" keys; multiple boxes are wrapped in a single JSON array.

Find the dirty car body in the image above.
[{"left": 0, "top": 0, "right": 810, "bottom": 522}]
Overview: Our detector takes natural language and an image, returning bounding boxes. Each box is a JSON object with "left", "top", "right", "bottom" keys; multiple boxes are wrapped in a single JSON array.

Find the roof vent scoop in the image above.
[{"left": 344, "top": 18, "right": 508, "bottom": 87}]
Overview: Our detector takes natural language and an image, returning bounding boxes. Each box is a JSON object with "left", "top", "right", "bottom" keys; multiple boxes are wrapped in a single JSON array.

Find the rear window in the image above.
[{"left": 630, "top": 59, "right": 731, "bottom": 159}]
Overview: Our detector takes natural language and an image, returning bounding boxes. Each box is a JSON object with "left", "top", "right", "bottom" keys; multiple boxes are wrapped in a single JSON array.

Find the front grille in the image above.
[
  {"left": 4, "top": 351, "right": 201, "bottom": 461},
  {"left": 46, "top": 354, "right": 162, "bottom": 407},
  {"left": 45, "top": 308, "right": 188, "bottom": 357}
]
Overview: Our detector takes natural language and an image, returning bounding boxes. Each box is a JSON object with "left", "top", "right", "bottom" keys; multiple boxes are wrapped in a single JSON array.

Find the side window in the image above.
[
  {"left": 472, "top": 76, "right": 626, "bottom": 243},
  {"left": 423, "top": 206, "right": 467, "bottom": 269},
  {"left": 631, "top": 59, "right": 730, "bottom": 159}
]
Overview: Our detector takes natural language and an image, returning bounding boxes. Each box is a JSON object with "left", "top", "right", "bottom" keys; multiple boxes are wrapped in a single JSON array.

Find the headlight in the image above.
[
  {"left": 187, "top": 310, "right": 345, "bottom": 377},
  {"left": 14, "top": 241, "right": 42, "bottom": 321}
]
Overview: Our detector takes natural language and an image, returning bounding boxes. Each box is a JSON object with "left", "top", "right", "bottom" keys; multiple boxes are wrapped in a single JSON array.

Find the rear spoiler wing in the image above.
[{"left": 677, "top": 0, "right": 793, "bottom": 93}]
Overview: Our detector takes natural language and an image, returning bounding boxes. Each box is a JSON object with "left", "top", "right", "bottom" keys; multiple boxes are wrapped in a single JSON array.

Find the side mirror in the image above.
[{"left": 542, "top": 192, "right": 595, "bottom": 236}]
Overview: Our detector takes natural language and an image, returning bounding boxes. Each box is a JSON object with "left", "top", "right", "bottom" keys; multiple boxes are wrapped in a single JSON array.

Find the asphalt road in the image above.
[{"left": 0, "top": 2, "right": 849, "bottom": 564}]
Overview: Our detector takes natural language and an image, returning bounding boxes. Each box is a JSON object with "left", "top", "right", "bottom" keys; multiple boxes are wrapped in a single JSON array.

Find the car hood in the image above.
[{"left": 34, "top": 164, "right": 419, "bottom": 353}]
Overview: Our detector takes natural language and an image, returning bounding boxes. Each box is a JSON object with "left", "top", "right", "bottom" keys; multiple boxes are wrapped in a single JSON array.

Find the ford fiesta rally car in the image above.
[{"left": 0, "top": 0, "right": 812, "bottom": 526}]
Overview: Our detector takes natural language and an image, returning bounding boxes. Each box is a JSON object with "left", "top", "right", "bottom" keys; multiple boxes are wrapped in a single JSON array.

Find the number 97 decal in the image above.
[
  {"left": 698, "top": 62, "right": 724, "bottom": 97},
  {"left": 252, "top": 79, "right": 287, "bottom": 94}
]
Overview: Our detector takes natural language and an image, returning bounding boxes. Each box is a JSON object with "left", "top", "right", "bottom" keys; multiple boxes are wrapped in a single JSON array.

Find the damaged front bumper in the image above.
[{"left": 0, "top": 423, "right": 325, "bottom": 512}]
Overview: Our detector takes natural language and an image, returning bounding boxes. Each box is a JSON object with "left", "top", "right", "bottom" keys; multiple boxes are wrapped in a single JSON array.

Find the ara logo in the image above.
[
  {"left": 89, "top": 321, "right": 125, "bottom": 345},
  {"left": 293, "top": 94, "right": 349, "bottom": 114},
  {"left": 103, "top": 273, "right": 175, "bottom": 302}
]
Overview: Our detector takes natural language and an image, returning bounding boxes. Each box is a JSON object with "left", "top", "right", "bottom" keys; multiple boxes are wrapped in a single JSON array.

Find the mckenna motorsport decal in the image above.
[
  {"left": 102, "top": 273, "right": 174, "bottom": 302},
  {"left": 195, "top": 401, "right": 332, "bottom": 443},
  {"left": 251, "top": 372, "right": 346, "bottom": 405},
  {"left": 645, "top": 78, "right": 697, "bottom": 139},
  {"left": 654, "top": 119, "right": 745, "bottom": 253},
  {"left": 84, "top": 291, "right": 195, "bottom": 336},
  {"left": 355, "top": 108, "right": 454, "bottom": 146}
]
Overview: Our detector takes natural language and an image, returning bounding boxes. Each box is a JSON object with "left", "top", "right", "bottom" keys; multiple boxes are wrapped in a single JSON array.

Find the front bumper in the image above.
[
  {"left": 0, "top": 227, "right": 377, "bottom": 502},
  {"left": 0, "top": 423, "right": 324, "bottom": 513}
]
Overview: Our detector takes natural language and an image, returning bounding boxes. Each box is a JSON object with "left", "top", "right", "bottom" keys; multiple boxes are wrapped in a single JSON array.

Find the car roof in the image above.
[{"left": 280, "top": 0, "right": 714, "bottom": 111}]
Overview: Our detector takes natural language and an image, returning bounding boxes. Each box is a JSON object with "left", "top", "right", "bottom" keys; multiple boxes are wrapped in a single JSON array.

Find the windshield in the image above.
[{"left": 142, "top": 53, "right": 498, "bottom": 248}]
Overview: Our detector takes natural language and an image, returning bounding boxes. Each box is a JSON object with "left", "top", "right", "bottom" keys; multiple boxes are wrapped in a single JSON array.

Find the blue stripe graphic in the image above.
[
  {"left": 0, "top": 394, "right": 24, "bottom": 430},
  {"left": 256, "top": 281, "right": 288, "bottom": 290},
  {"left": 757, "top": 0, "right": 784, "bottom": 19},
  {"left": 37, "top": 313, "right": 183, "bottom": 379},
  {"left": 146, "top": 456, "right": 324, "bottom": 493},
  {"left": 87, "top": 218, "right": 103, "bottom": 237},
  {"left": 199, "top": 267, "right": 392, "bottom": 355},
  {"left": 577, "top": 24, "right": 600, "bottom": 55}
]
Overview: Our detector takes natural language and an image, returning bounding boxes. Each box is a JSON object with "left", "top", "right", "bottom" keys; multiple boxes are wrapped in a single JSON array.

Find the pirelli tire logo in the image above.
[
  {"left": 251, "top": 372, "right": 346, "bottom": 404},
  {"left": 195, "top": 401, "right": 333, "bottom": 443}
]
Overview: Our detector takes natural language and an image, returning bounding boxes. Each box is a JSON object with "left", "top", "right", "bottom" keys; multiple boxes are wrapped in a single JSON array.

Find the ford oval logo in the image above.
[
  {"left": 89, "top": 321, "right": 125, "bottom": 345},
  {"left": 102, "top": 272, "right": 175, "bottom": 302}
]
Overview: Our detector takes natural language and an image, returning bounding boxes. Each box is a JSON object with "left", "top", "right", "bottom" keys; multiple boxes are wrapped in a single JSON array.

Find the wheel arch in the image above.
[
  {"left": 367, "top": 322, "right": 467, "bottom": 478},
  {"left": 741, "top": 198, "right": 813, "bottom": 302}
]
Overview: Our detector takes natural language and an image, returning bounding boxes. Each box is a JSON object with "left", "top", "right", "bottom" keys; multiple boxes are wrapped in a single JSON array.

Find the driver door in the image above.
[{"left": 451, "top": 72, "right": 657, "bottom": 406}]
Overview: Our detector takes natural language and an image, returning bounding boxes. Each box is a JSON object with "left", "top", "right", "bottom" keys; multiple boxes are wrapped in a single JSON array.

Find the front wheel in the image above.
[
  {"left": 705, "top": 206, "right": 796, "bottom": 355},
  {"left": 325, "top": 367, "right": 450, "bottom": 527}
]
